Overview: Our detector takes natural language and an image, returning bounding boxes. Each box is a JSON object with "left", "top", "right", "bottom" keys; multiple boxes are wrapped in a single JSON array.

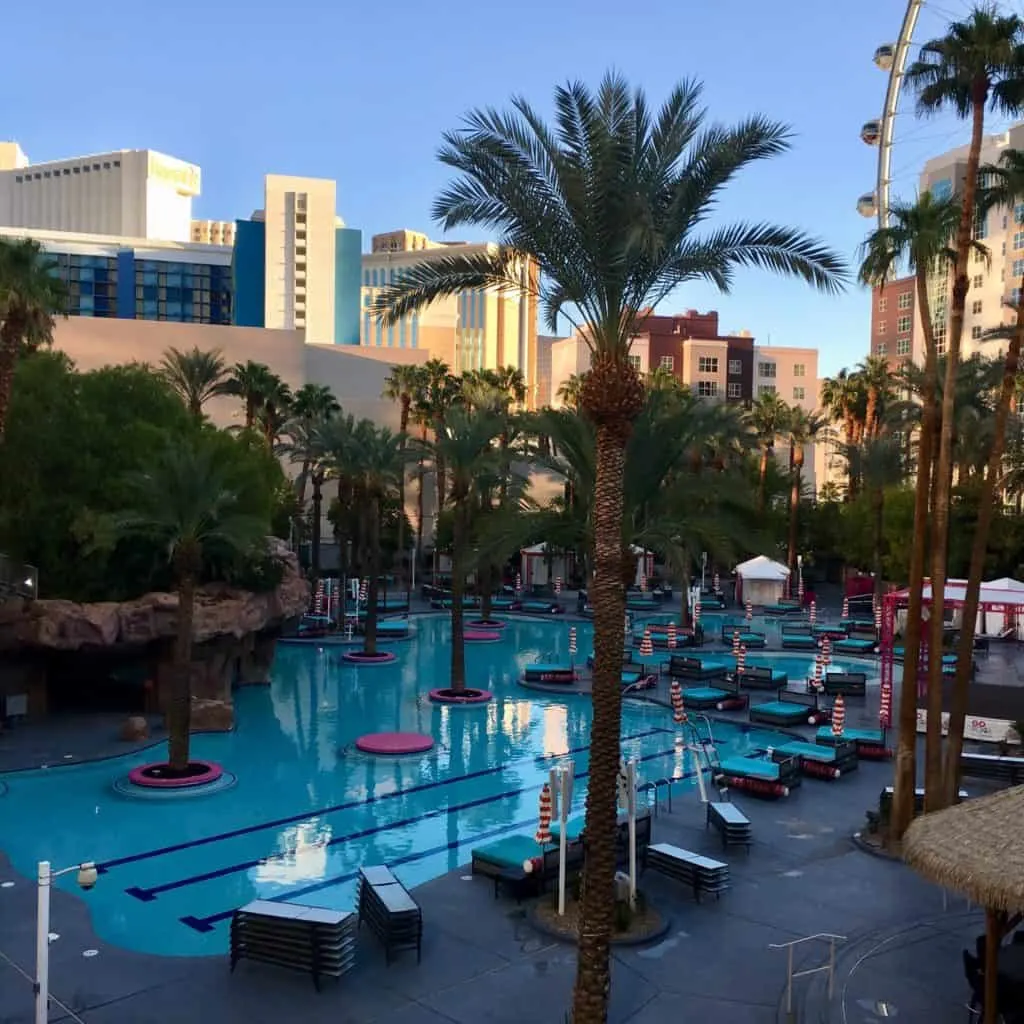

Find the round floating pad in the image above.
[
  {"left": 341, "top": 650, "right": 397, "bottom": 665},
  {"left": 355, "top": 732, "right": 434, "bottom": 755},
  {"left": 464, "top": 630, "right": 501, "bottom": 643},
  {"left": 127, "top": 760, "right": 224, "bottom": 789},
  {"left": 467, "top": 619, "right": 506, "bottom": 631},
  {"left": 428, "top": 687, "right": 493, "bottom": 705}
]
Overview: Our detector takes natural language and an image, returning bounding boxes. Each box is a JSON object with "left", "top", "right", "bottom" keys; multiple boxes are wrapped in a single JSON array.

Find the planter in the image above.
[
  {"left": 464, "top": 630, "right": 502, "bottom": 643},
  {"left": 355, "top": 732, "right": 435, "bottom": 755},
  {"left": 127, "top": 760, "right": 224, "bottom": 789},
  {"left": 467, "top": 619, "right": 506, "bottom": 631},
  {"left": 428, "top": 687, "right": 493, "bottom": 705},
  {"left": 341, "top": 650, "right": 397, "bottom": 665}
]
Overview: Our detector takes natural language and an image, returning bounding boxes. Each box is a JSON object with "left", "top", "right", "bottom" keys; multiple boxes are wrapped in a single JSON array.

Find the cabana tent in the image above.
[
  {"left": 734, "top": 555, "right": 790, "bottom": 607},
  {"left": 519, "top": 543, "right": 574, "bottom": 590},
  {"left": 904, "top": 785, "right": 1024, "bottom": 1023}
]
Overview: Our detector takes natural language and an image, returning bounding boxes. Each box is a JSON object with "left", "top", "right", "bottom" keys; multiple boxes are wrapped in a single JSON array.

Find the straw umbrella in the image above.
[
  {"left": 640, "top": 573, "right": 647, "bottom": 592},
  {"left": 515, "top": 572, "right": 522, "bottom": 594},
  {"left": 831, "top": 694, "right": 845, "bottom": 737},
  {"left": 904, "top": 785, "right": 1024, "bottom": 1023},
  {"left": 731, "top": 629, "right": 741, "bottom": 658},
  {"left": 535, "top": 782, "right": 553, "bottom": 845},
  {"left": 797, "top": 571, "right": 804, "bottom": 604},
  {"left": 874, "top": 599, "right": 882, "bottom": 634},
  {"left": 639, "top": 628, "right": 653, "bottom": 662},
  {"left": 879, "top": 675, "right": 892, "bottom": 728}
]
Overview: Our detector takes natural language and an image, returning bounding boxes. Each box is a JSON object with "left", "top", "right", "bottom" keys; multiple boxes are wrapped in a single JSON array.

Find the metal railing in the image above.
[
  {"left": 0, "top": 554, "right": 37, "bottom": 600},
  {"left": 769, "top": 932, "right": 846, "bottom": 1020}
]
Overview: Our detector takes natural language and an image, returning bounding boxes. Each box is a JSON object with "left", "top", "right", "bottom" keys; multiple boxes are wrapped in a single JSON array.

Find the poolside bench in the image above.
[
  {"left": 665, "top": 655, "right": 728, "bottom": 682},
  {"left": 647, "top": 843, "right": 731, "bottom": 901},
  {"left": 705, "top": 801, "right": 752, "bottom": 851},
  {"left": 960, "top": 751, "right": 1024, "bottom": 784},
  {"left": 230, "top": 899, "right": 357, "bottom": 989},
  {"left": 357, "top": 865, "right": 423, "bottom": 965},
  {"left": 738, "top": 665, "right": 787, "bottom": 692}
]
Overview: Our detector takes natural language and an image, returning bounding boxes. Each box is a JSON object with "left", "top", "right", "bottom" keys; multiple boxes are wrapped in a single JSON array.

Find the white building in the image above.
[{"left": 0, "top": 142, "right": 201, "bottom": 242}]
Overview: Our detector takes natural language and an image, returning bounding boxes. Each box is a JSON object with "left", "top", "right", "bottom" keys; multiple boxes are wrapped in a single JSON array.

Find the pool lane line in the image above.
[
  {"left": 125, "top": 736, "right": 679, "bottom": 903},
  {"left": 98, "top": 726, "right": 669, "bottom": 875},
  {"left": 178, "top": 745, "right": 699, "bottom": 933}
]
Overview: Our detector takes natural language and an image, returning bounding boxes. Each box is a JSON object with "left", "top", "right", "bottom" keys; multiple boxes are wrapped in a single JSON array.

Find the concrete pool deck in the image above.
[{"left": 0, "top": 750, "right": 987, "bottom": 1023}]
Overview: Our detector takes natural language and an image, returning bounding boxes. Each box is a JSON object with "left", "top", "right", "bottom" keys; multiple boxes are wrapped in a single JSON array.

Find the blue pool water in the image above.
[{"left": 1, "top": 616, "right": 795, "bottom": 958}]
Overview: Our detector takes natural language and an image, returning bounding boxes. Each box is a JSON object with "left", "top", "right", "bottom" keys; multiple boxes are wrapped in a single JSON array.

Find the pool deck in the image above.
[{"left": 0, "top": 743, "right": 986, "bottom": 1023}]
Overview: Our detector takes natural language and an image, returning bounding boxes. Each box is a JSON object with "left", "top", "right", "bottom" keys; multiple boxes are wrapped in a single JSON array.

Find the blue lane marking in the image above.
[
  {"left": 179, "top": 745, "right": 699, "bottom": 933},
  {"left": 98, "top": 726, "right": 668, "bottom": 875}
]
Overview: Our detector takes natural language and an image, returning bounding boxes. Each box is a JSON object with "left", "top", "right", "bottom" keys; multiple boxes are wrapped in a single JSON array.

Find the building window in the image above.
[
  {"left": 973, "top": 274, "right": 984, "bottom": 289},
  {"left": 1015, "top": 231, "right": 1024, "bottom": 251},
  {"left": 727, "top": 382, "right": 742, "bottom": 399},
  {"left": 931, "top": 178, "right": 952, "bottom": 201},
  {"left": 878, "top": 297, "right": 887, "bottom": 312},
  {"left": 728, "top": 358, "right": 742, "bottom": 375},
  {"left": 896, "top": 338, "right": 911, "bottom": 356},
  {"left": 697, "top": 380, "right": 719, "bottom": 397},
  {"left": 876, "top": 321, "right": 886, "bottom": 335},
  {"left": 758, "top": 361, "right": 777, "bottom": 377},
  {"left": 1013, "top": 288, "right": 1023, "bottom": 306},
  {"left": 792, "top": 386, "right": 806, "bottom": 401},
  {"left": 975, "top": 213, "right": 988, "bottom": 240},
  {"left": 698, "top": 356, "right": 718, "bottom": 374},
  {"left": 628, "top": 354, "right": 642, "bottom": 370},
  {"left": 1014, "top": 260, "right": 1024, "bottom": 279},
  {"left": 793, "top": 363, "right": 806, "bottom": 378},
  {"left": 757, "top": 383, "right": 777, "bottom": 396},
  {"left": 660, "top": 355, "right": 674, "bottom": 371},
  {"left": 876, "top": 342, "right": 888, "bottom": 356},
  {"left": 971, "top": 325, "right": 983, "bottom": 340},
  {"left": 897, "top": 315, "right": 912, "bottom": 333},
  {"left": 1016, "top": 203, "right": 1024, "bottom": 225},
  {"left": 898, "top": 292, "right": 912, "bottom": 310},
  {"left": 971, "top": 299, "right": 983, "bottom": 315}
]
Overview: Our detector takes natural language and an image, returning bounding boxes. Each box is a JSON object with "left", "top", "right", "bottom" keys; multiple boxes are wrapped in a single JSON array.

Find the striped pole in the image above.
[
  {"left": 745, "top": 600, "right": 752, "bottom": 623},
  {"left": 811, "top": 652, "right": 823, "bottom": 691},
  {"left": 809, "top": 599, "right": 817, "bottom": 626},
  {"left": 568, "top": 626, "right": 577, "bottom": 670},
  {"left": 670, "top": 679, "right": 686, "bottom": 725},
  {"left": 841, "top": 595, "right": 850, "bottom": 619},
  {"left": 535, "top": 783, "right": 553, "bottom": 845}
]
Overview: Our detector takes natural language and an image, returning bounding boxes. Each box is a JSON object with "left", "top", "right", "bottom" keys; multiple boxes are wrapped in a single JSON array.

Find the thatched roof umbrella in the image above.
[{"left": 904, "top": 785, "right": 1024, "bottom": 1023}]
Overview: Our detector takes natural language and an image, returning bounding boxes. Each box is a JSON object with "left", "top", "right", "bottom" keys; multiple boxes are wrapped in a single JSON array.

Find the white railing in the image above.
[{"left": 769, "top": 932, "right": 846, "bottom": 1018}]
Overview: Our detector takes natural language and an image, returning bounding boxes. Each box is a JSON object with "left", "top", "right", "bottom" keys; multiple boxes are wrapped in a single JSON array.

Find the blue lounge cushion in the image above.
[
  {"left": 548, "top": 817, "right": 585, "bottom": 842},
  {"left": 718, "top": 756, "right": 780, "bottom": 780},
  {"left": 751, "top": 701, "right": 809, "bottom": 721},
  {"left": 621, "top": 672, "right": 641, "bottom": 686},
  {"left": 776, "top": 741, "right": 836, "bottom": 763},
  {"left": 472, "top": 834, "right": 546, "bottom": 868},
  {"left": 816, "top": 726, "right": 884, "bottom": 744},
  {"left": 377, "top": 620, "right": 408, "bottom": 633},
  {"left": 683, "top": 686, "right": 728, "bottom": 701},
  {"left": 835, "top": 638, "right": 875, "bottom": 651},
  {"left": 526, "top": 663, "right": 572, "bottom": 674}
]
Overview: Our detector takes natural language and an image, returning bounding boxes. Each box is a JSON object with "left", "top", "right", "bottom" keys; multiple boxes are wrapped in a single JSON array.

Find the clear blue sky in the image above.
[{"left": 4, "top": 0, "right": 959, "bottom": 376}]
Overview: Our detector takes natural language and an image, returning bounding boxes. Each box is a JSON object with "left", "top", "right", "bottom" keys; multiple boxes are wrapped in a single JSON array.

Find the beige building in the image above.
[
  {"left": 360, "top": 230, "right": 539, "bottom": 402},
  {"left": 752, "top": 346, "right": 817, "bottom": 410},
  {"left": 0, "top": 143, "right": 200, "bottom": 242},
  {"left": 190, "top": 219, "right": 235, "bottom": 246}
]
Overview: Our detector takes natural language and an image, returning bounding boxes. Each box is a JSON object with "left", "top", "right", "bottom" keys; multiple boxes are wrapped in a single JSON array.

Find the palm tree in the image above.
[
  {"left": 280, "top": 414, "right": 335, "bottom": 576},
  {"left": 223, "top": 360, "right": 280, "bottom": 430},
  {"left": 859, "top": 190, "right": 961, "bottom": 842},
  {"left": 747, "top": 391, "right": 791, "bottom": 513},
  {"left": 820, "top": 368, "right": 867, "bottom": 450},
  {"left": 383, "top": 364, "right": 427, "bottom": 579},
  {"left": 858, "top": 355, "right": 894, "bottom": 441},
  {"left": 945, "top": 148, "right": 1024, "bottom": 802},
  {"left": 315, "top": 412, "right": 359, "bottom": 580},
  {"left": 860, "top": 438, "right": 905, "bottom": 605},
  {"left": 256, "top": 376, "right": 293, "bottom": 448},
  {"left": 158, "top": 347, "right": 230, "bottom": 419},
  {"left": 350, "top": 424, "right": 405, "bottom": 656},
  {"left": 784, "top": 408, "right": 823, "bottom": 574},
  {"left": 116, "top": 438, "right": 267, "bottom": 772},
  {"left": 285, "top": 384, "right": 340, "bottom": 507},
  {"left": 906, "top": 5, "right": 1024, "bottom": 808},
  {"left": 556, "top": 373, "right": 587, "bottom": 411},
  {"left": 417, "top": 359, "right": 461, "bottom": 567},
  {"left": 0, "top": 238, "right": 66, "bottom": 440},
  {"left": 369, "top": 75, "right": 845, "bottom": 1021}
]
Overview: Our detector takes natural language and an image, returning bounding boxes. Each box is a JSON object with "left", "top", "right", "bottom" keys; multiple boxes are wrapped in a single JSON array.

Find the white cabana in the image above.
[
  {"left": 734, "top": 555, "right": 790, "bottom": 607},
  {"left": 519, "top": 543, "right": 573, "bottom": 589},
  {"left": 911, "top": 577, "right": 1024, "bottom": 640}
]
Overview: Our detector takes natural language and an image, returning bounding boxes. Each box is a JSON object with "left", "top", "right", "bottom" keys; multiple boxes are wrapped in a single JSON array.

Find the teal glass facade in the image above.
[
  {"left": 232, "top": 219, "right": 266, "bottom": 328},
  {"left": 334, "top": 227, "right": 361, "bottom": 345}
]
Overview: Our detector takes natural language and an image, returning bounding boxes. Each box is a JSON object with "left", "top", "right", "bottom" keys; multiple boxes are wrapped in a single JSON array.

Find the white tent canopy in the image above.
[
  {"left": 734, "top": 555, "right": 790, "bottom": 606},
  {"left": 734, "top": 556, "right": 790, "bottom": 581}
]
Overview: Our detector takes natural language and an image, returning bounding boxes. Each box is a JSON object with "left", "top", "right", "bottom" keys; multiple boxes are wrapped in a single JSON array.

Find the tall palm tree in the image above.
[
  {"left": 859, "top": 190, "right": 961, "bottom": 842},
  {"left": 280, "top": 413, "right": 335, "bottom": 576},
  {"left": 0, "top": 237, "right": 66, "bottom": 440},
  {"left": 223, "top": 360, "right": 280, "bottom": 430},
  {"left": 116, "top": 438, "right": 267, "bottom": 771},
  {"left": 945, "top": 148, "right": 1024, "bottom": 802},
  {"left": 285, "top": 384, "right": 340, "bottom": 506},
  {"left": 906, "top": 5, "right": 1024, "bottom": 808},
  {"left": 158, "top": 347, "right": 230, "bottom": 419},
  {"left": 384, "top": 364, "right": 427, "bottom": 579},
  {"left": 370, "top": 74, "right": 846, "bottom": 1021},
  {"left": 256, "top": 376, "right": 293, "bottom": 448},
  {"left": 857, "top": 355, "right": 894, "bottom": 441},
  {"left": 315, "top": 412, "right": 359, "bottom": 581},
  {"left": 784, "top": 408, "right": 823, "bottom": 574},
  {"left": 747, "top": 390, "right": 791, "bottom": 513},
  {"left": 859, "top": 438, "right": 906, "bottom": 605},
  {"left": 349, "top": 424, "right": 405, "bottom": 656},
  {"left": 417, "top": 359, "right": 461, "bottom": 565},
  {"left": 820, "top": 368, "right": 866, "bottom": 450}
]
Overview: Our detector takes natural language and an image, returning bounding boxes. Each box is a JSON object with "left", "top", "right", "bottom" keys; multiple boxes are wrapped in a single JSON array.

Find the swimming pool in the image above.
[{"left": 0, "top": 616, "right": 793, "bottom": 958}]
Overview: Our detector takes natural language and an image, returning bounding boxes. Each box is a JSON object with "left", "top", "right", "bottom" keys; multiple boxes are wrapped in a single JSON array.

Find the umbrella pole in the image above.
[{"left": 984, "top": 909, "right": 1000, "bottom": 1024}]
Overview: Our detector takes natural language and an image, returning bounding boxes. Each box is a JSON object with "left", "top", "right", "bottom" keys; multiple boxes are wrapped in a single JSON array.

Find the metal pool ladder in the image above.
[{"left": 769, "top": 932, "right": 846, "bottom": 1021}]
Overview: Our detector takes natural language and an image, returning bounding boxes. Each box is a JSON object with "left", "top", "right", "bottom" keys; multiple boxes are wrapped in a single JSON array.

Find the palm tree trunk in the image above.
[
  {"left": 572, "top": 423, "right": 627, "bottom": 1024},
  {"left": 757, "top": 449, "right": 768, "bottom": 513},
  {"left": 943, "top": 319, "right": 1023, "bottom": 804},
  {"left": 168, "top": 574, "right": 196, "bottom": 772},
  {"left": 787, "top": 468, "right": 801, "bottom": 574},
  {"left": 0, "top": 326, "right": 20, "bottom": 441},
  {"left": 297, "top": 459, "right": 310, "bottom": 506},
  {"left": 890, "top": 272, "right": 938, "bottom": 844},
  {"left": 924, "top": 92, "right": 986, "bottom": 813},
  {"left": 680, "top": 568, "right": 691, "bottom": 629},
  {"left": 311, "top": 477, "right": 323, "bottom": 580},
  {"left": 416, "top": 422, "right": 428, "bottom": 572},
  {"left": 363, "top": 497, "right": 382, "bottom": 656},
  {"left": 450, "top": 503, "right": 467, "bottom": 692}
]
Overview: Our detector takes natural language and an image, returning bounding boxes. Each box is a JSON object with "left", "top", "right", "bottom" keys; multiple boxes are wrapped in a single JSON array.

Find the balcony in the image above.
[{"left": 0, "top": 554, "right": 38, "bottom": 600}]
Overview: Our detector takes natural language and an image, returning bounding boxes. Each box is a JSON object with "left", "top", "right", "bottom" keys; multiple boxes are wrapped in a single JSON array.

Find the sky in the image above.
[{"left": 2, "top": 0, "right": 989, "bottom": 376}]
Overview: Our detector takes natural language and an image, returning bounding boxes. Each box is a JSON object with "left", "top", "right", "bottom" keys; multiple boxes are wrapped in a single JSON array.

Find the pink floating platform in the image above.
[
  {"left": 428, "top": 687, "right": 493, "bottom": 705},
  {"left": 355, "top": 732, "right": 434, "bottom": 755},
  {"left": 464, "top": 630, "right": 501, "bottom": 643},
  {"left": 127, "top": 760, "right": 224, "bottom": 789},
  {"left": 467, "top": 619, "right": 506, "bottom": 631},
  {"left": 341, "top": 650, "right": 397, "bottom": 665}
]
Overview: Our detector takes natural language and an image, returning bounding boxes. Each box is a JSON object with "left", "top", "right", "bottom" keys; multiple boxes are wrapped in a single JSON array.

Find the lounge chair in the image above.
[
  {"left": 471, "top": 835, "right": 582, "bottom": 900},
  {"left": 523, "top": 663, "right": 576, "bottom": 684},
  {"left": 781, "top": 624, "right": 817, "bottom": 651},
  {"left": 626, "top": 593, "right": 658, "bottom": 610},
  {"left": 681, "top": 675, "right": 749, "bottom": 711},
  {"left": 822, "top": 671, "right": 867, "bottom": 697},
  {"left": 714, "top": 754, "right": 800, "bottom": 798},
  {"left": 749, "top": 688, "right": 826, "bottom": 726},
  {"left": 736, "top": 665, "right": 788, "bottom": 692},
  {"left": 519, "top": 598, "right": 564, "bottom": 615},
  {"left": 647, "top": 844, "right": 731, "bottom": 899},
  {"left": 621, "top": 662, "right": 658, "bottom": 689},
  {"left": 815, "top": 725, "right": 890, "bottom": 759},
  {"left": 773, "top": 739, "right": 858, "bottom": 780},
  {"left": 490, "top": 595, "right": 516, "bottom": 610},
  {"left": 811, "top": 624, "right": 848, "bottom": 640},
  {"left": 665, "top": 655, "right": 729, "bottom": 682},
  {"left": 834, "top": 637, "right": 876, "bottom": 655},
  {"left": 763, "top": 603, "right": 803, "bottom": 617}
]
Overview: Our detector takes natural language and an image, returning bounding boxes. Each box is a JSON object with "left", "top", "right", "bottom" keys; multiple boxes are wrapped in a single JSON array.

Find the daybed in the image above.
[{"left": 749, "top": 688, "right": 826, "bottom": 726}]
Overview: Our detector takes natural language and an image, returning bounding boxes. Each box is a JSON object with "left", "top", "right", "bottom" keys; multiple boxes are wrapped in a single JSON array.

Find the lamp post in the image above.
[{"left": 35, "top": 860, "right": 97, "bottom": 1024}]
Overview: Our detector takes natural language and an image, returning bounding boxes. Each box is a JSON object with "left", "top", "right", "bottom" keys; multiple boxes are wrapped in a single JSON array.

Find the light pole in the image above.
[{"left": 35, "top": 860, "right": 97, "bottom": 1024}]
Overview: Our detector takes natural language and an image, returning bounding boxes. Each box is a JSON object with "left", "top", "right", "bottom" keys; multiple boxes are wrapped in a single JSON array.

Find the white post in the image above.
[
  {"left": 701, "top": 551, "right": 708, "bottom": 591},
  {"left": 627, "top": 758, "right": 638, "bottom": 909},
  {"left": 557, "top": 762, "right": 573, "bottom": 916},
  {"left": 35, "top": 860, "right": 51, "bottom": 1024}
]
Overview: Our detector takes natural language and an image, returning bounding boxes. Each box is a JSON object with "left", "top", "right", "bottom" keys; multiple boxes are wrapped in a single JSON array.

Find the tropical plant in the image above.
[
  {"left": 905, "top": 4, "right": 1024, "bottom": 808},
  {"left": 556, "top": 373, "right": 587, "bottom": 411},
  {"left": 383, "top": 364, "right": 425, "bottom": 577},
  {"left": 784, "top": 408, "right": 824, "bottom": 574},
  {"left": 223, "top": 361, "right": 286, "bottom": 431},
  {"left": 369, "top": 75, "right": 845, "bottom": 1021},
  {"left": 158, "top": 347, "right": 230, "bottom": 419},
  {"left": 747, "top": 390, "right": 791, "bottom": 513},
  {"left": 858, "top": 189, "right": 961, "bottom": 842},
  {"left": 279, "top": 414, "right": 331, "bottom": 575},
  {"left": 857, "top": 355, "right": 895, "bottom": 441},
  {"left": 0, "top": 237, "right": 66, "bottom": 440},
  {"left": 115, "top": 436, "right": 270, "bottom": 772}
]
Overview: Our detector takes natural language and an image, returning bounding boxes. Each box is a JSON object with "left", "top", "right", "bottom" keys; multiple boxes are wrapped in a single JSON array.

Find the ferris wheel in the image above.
[{"left": 858, "top": 0, "right": 1019, "bottom": 230}]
